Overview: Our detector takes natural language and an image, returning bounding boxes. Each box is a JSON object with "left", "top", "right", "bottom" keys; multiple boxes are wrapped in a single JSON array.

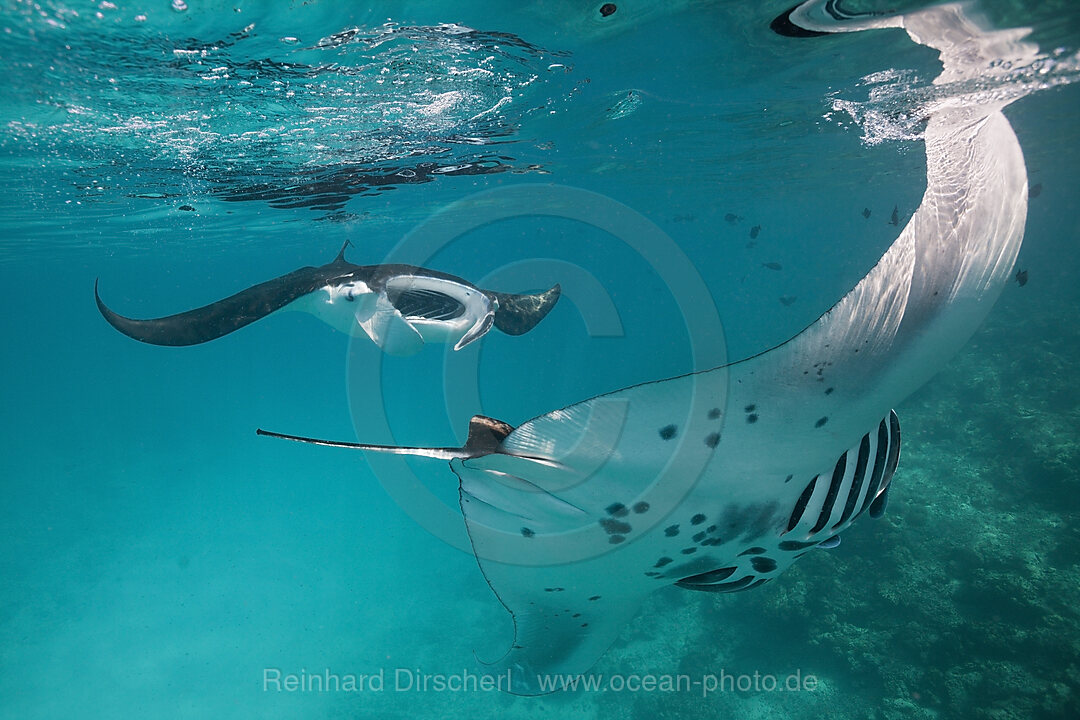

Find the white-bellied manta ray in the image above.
[
  {"left": 95, "top": 242, "right": 561, "bottom": 355},
  {"left": 257, "top": 1, "right": 1031, "bottom": 695}
]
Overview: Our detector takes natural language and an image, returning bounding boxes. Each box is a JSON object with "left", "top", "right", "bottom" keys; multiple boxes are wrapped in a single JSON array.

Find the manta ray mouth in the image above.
[{"left": 387, "top": 287, "right": 467, "bottom": 321}]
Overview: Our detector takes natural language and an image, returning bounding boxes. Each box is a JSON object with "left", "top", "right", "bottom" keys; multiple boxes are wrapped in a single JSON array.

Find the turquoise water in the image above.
[{"left": 1, "top": 1, "right": 1078, "bottom": 718}]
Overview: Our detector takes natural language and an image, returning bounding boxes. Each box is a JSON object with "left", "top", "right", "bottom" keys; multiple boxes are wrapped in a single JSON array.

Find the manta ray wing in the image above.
[
  {"left": 94, "top": 265, "right": 343, "bottom": 347},
  {"left": 257, "top": 1, "right": 1030, "bottom": 694}
]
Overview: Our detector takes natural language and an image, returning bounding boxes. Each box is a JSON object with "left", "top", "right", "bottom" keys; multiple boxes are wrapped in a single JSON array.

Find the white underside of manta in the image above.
[
  {"left": 260, "top": 1, "right": 1033, "bottom": 695},
  {"left": 287, "top": 272, "right": 496, "bottom": 355}
]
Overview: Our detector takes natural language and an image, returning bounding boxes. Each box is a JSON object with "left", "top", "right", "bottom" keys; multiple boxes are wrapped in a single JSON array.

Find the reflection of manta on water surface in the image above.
[{"left": 257, "top": 1, "right": 1032, "bottom": 694}]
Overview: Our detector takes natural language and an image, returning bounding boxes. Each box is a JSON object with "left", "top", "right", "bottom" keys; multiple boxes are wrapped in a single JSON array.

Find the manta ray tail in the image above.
[{"left": 256, "top": 415, "right": 515, "bottom": 461}]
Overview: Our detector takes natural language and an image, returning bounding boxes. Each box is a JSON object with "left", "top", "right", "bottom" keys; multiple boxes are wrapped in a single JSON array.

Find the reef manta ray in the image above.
[
  {"left": 95, "top": 242, "right": 561, "bottom": 355},
  {"left": 258, "top": 1, "right": 1031, "bottom": 695}
]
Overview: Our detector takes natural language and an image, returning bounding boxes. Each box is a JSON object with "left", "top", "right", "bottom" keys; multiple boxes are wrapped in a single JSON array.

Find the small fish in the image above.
[
  {"left": 779, "top": 295, "right": 797, "bottom": 306},
  {"left": 1029, "top": 183, "right": 1042, "bottom": 198},
  {"left": 862, "top": 207, "right": 871, "bottom": 219},
  {"left": 750, "top": 225, "right": 761, "bottom": 239},
  {"left": 1015, "top": 269, "right": 1028, "bottom": 286},
  {"left": 762, "top": 262, "right": 783, "bottom": 271},
  {"left": 889, "top": 205, "right": 899, "bottom": 226},
  {"left": 724, "top": 213, "right": 742, "bottom": 223}
]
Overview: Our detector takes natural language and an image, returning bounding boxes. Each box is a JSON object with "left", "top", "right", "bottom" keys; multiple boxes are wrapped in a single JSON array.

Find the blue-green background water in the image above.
[{"left": 1, "top": 1, "right": 1078, "bottom": 718}]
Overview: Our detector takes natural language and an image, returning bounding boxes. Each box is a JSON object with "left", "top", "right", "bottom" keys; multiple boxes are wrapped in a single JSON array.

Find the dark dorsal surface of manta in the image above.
[
  {"left": 257, "top": 1, "right": 1030, "bottom": 696},
  {"left": 95, "top": 242, "right": 561, "bottom": 356}
]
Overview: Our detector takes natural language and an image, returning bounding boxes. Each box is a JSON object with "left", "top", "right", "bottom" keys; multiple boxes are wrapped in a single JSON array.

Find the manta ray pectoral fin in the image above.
[
  {"left": 454, "top": 312, "right": 495, "bottom": 351},
  {"left": 451, "top": 448, "right": 666, "bottom": 695},
  {"left": 491, "top": 284, "right": 561, "bottom": 336},
  {"left": 354, "top": 292, "right": 425, "bottom": 356},
  {"left": 463, "top": 566, "right": 644, "bottom": 696},
  {"left": 94, "top": 267, "right": 326, "bottom": 347}
]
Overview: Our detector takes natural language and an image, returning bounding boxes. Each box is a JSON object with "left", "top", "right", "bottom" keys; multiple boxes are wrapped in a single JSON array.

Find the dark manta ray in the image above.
[
  {"left": 95, "top": 243, "right": 561, "bottom": 355},
  {"left": 260, "top": 2, "right": 1031, "bottom": 695}
]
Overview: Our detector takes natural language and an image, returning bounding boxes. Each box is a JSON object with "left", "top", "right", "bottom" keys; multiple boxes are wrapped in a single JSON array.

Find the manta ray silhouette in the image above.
[
  {"left": 258, "top": 1, "right": 1030, "bottom": 695},
  {"left": 95, "top": 242, "right": 561, "bottom": 356}
]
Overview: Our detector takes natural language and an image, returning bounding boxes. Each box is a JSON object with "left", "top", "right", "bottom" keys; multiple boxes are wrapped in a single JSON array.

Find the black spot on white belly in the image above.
[
  {"left": 678, "top": 566, "right": 737, "bottom": 585},
  {"left": 779, "top": 539, "right": 818, "bottom": 551},
  {"left": 705, "top": 432, "right": 720, "bottom": 448},
  {"left": 744, "top": 404, "right": 756, "bottom": 413},
  {"left": 738, "top": 546, "right": 766, "bottom": 556},
  {"left": 609, "top": 535, "right": 625, "bottom": 544},
  {"left": 678, "top": 575, "right": 756, "bottom": 593},
  {"left": 654, "top": 557, "right": 673, "bottom": 568},
  {"left": 632, "top": 501, "right": 649, "bottom": 514},
  {"left": 589, "top": 595, "right": 601, "bottom": 601},
  {"left": 664, "top": 524, "right": 680, "bottom": 537},
  {"left": 599, "top": 518, "right": 631, "bottom": 535},
  {"left": 741, "top": 578, "right": 771, "bottom": 592},
  {"left": 520, "top": 527, "right": 535, "bottom": 538},
  {"left": 815, "top": 416, "right": 829, "bottom": 428},
  {"left": 606, "top": 502, "right": 629, "bottom": 517},
  {"left": 747, "top": 413, "right": 759, "bottom": 424},
  {"left": 691, "top": 513, "right": 706, "bottom": 525},
  {"left": 544, "top": 587, "right": 565, "bottom": 592},
  {"left": 659, "top": 424, "right": 677, "bottom": 440},
  {"left": 708, "top": 407, "right": 722, "bottom": 419},
  {"left": 692, "top": 531, "right": 706, "bottom": 543},
  {"left": 750, "top": 556, "right": 778, "bottom": 573},
  {"left": 681, "top": 547, "right": 697, "bottom": 554}
]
